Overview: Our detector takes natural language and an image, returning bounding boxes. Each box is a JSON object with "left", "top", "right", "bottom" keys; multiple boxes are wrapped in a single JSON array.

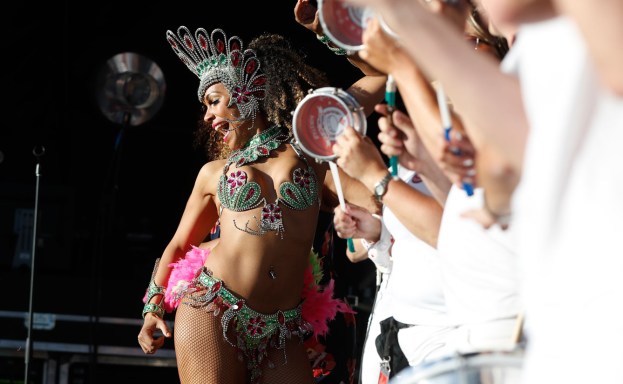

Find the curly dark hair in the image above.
[{"left": 193, "top": 32, "right": 330, "bottom": 161}]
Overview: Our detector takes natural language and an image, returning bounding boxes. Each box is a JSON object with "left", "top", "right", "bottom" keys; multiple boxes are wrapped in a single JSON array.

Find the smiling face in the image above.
[{"left": 202, "top": 83, "right": 255, "bottom": 151}]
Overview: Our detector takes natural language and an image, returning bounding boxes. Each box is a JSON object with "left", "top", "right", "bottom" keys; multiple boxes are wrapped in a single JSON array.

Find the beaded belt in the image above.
[{"left": 185, "top": 267, "right": 310, "bottom": 384}]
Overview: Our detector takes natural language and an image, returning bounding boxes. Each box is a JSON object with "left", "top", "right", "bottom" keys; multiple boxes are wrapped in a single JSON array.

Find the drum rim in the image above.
[
  {"left": 318, "top": 0, "right": 365, "bottom": 51},
  {"left": 392, "top": 352, "right": 524, "bottom": 383},
  {"left": 292, "top": 87, "right": 366, "bottom": 161}
]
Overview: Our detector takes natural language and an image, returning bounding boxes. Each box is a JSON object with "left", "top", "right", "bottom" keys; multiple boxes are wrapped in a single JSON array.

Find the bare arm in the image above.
[
  {"left": 153, "top": 162, "right": 221, "bottom": 287},
  {"left": 333, "top": 126, "right": 443, "bottom": 247},
  {"left": 553, "top": 0, "right": 623, "bottom": 95},
  {"left": 360, "top": 13, "right": 518, "bottom": 216},
  {"left": 138, "top": 161, "right": 220, "bottom": 354},
  {"left": 294, "top": 0, "right": 387, "bottom": 116},
  {"left": 363, "top": 1, "right": 529, "bottom": 172}
]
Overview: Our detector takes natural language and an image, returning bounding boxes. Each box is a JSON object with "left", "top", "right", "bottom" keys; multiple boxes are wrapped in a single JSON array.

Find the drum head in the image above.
[
  {"left": 318, "top": 0, "right": 374, "bottom": 51},
  {"left": 391, "top": 351, "right": 524, "bottom": 384},
  {"left": 292, "top": 87, "right": 366, "bottom": 162}
]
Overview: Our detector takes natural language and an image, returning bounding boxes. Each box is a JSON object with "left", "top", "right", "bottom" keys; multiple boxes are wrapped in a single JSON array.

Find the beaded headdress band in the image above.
[{"left": 165, "top": 27, "right": 267, "bottom": 122}]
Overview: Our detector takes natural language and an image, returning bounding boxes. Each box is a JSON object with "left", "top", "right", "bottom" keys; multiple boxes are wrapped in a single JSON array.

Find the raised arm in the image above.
[{"left": 553, "top": 0, "right": 623, "bottom": 95}]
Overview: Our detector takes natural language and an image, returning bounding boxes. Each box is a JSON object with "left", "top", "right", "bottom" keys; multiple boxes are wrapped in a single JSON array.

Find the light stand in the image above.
[
  {"left": 89, "top": 52, "right": 165, "bottom": 380},
  {"left": 24, "top": 145, "right": 45, "bottom": 383}
]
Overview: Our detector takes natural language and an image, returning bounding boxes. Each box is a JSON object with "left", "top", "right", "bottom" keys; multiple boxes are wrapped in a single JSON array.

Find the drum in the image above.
[
  {"left": 390, "top": 350, "right": 524, "bottom": 384},
  {"left": 318, "top": 0, "right": 374, "bottom": 52},
  {"left": 318, "top": 0, "right": 397, "bottom": 52},
  {"left": 292, "top": 87, "right": 366, "bottom": 162}
]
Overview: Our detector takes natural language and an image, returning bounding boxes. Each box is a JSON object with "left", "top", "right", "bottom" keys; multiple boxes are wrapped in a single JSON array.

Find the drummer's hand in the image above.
[
  {"left": 376, "top": 104, "right": 433, "bottom": 174},
  {"left": 332, "top": 125, "right": 387, "bottom": 187},
  {"left": 360, "top": 16, "right": 404, "bottom": 76},
  {"left": 294, "top": 0, "right": 322, "bottom": 35},
  {"left": 334, "top": 203, "right": 382, "bottom": 240}
]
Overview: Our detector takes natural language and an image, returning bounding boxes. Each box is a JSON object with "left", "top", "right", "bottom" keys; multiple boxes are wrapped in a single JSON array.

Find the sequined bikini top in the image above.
[{"left": 217, "top": 125, "right": 320, "bottom": 238}]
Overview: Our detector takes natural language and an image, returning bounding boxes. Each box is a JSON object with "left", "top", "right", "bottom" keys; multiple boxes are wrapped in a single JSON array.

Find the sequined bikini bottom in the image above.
[{"left": 181, "top": 267, "right": 312, "bottom": 383}]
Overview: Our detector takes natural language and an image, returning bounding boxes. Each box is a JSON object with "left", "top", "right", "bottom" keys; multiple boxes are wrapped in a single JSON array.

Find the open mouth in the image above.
[
  {"left": 222, "top": 130, "right": 231, "bottom": 143},
  {"left": 213, "top": 122, "right": 232, "bottom": 142}
]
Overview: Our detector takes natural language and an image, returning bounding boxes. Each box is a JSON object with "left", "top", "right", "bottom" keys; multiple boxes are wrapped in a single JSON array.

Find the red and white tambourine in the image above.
[
  {"left": 318, "top": 0, "right": 374, "bottom": 52},
  {"left": 292, "top": 87, "right": 365, "bottom": 252},
  {"left": 292, "top": 87, "right": 366, "bottom": 162}
]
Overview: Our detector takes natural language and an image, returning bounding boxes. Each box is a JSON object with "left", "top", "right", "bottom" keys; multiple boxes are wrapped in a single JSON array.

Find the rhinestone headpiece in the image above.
[{"left": 166, "top": 27, "right": 267, "bottom": 121}]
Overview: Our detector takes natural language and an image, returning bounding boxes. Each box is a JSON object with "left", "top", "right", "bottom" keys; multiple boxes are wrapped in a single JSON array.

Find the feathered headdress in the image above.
[{"left": 165, "top": 27, "right": 267, "bottom": 121}]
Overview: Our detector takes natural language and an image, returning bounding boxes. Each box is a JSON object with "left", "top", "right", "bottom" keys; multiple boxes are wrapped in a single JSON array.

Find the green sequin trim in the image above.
[
  {"left": 194, "top": 269, "right": 305, "bottom": 347},
  {"left": 142, "top": 302, "right": 165, "bottom": 319},
  {"left": 227, "top": 125, "right": 290, "bottom": 168},
  {"left": 279, "top": 166, "right": 319, "bottom": 210},
  {"left": 217, "top": 171, "right": 263, "bottom": 212}
]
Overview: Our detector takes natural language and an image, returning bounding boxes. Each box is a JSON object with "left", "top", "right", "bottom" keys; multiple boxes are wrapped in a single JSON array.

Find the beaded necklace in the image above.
[{"left": 227, "top": 125, "right": 291, "bottom": 168}]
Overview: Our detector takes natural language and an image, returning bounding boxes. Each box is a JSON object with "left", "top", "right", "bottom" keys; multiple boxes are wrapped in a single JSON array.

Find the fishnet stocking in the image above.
[
  {"left": 260, "top": 337, "right": 315, "bottom": 384},
  {"left": 174, "top": 294, "right": 315, "bottom": 384},
  {"left": 174, "top": 299, "right": 247, "bottom": 383}
]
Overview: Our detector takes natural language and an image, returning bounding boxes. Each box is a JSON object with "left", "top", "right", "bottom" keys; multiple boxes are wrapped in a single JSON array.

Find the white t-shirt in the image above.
[
  {"left": 503, "top": 15, "right": 623, "bottom": 384},
  {"left": 361, "top": 166, "right": 451, "bottom": 381},
  {"left": 383, "top": 166, "right": 448, "bottom": 327},
  {"left": 437, "top": 185, "right": 522, "bottom": 325}
]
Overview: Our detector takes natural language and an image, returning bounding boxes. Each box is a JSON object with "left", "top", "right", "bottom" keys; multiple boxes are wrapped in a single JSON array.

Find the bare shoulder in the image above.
[
  {"left": 200, "top": 159, "right": 227, "bottom": 175},
  {"left": 194, "top": 159, "right": 227, "bottom": 192}
]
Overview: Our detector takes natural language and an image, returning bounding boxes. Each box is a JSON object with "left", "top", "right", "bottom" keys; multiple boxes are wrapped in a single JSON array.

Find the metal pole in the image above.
[{"left": 25, "top": 145, "right": 45, "bottom": 383}]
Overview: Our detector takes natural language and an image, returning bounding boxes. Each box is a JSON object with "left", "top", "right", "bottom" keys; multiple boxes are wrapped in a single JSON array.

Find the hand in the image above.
[
  {"left": 294, "top": 0, "right": 322, "bottom": 35},
  {"left": 376, "top": 105, "right": 434, "bottom": 173},
  {"left": 438, "top": 129, "right": 477, "bottom": 189},
  {"left": 332, "top": 125, "right": 388, "bottom": 188},
  {"left": 461, "top": 207, "right": 509, "bottom": 231},
  {"left": 334, "top": 203, "right": 382, "bottom": 240},
  {"left": 137, "top": 312, "right": 172, "bottom": 354},
  {"left": 360, "top": 16, "right": 403, "bottom": 76}
]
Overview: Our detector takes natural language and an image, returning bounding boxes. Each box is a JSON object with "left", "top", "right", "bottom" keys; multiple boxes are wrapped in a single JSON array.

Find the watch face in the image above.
[{"left": 375, "top": 184, "right": 384, "bottom": 196}]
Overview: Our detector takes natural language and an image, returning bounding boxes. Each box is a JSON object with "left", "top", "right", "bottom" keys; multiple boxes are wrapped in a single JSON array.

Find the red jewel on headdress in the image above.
[
  {"left": 231, "top": 41, "right": 241, "bottom": 52},
  {"left": 216, "top": 38, "right": 225, "bottom": 54},
  {"left": 231, "top": 51, "right": 241, "bottom": 67},
  {"left": 167, "top": 38, "right": 177, "bottom": 49},
  {"left": 184, "top": 35, "right": 193, "bottom": 50},
  {"left": 198, "top": 35, "right": 208, "bottom": 50},
  {"left": 253, "top": 76, "right": 267, "bottom": 86},
  {"left": 245, "top": 60, "right": 257, "bottom": 74}
]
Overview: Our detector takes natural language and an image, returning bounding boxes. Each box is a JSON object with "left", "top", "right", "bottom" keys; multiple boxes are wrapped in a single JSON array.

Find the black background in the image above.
[{"left": 1, "top": 2, "right": 377, "bottom": 382}]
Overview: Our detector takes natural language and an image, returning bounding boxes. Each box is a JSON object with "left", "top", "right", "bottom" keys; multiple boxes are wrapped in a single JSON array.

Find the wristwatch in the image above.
[{"left": 373, "top": 172, "right": 393, "bottom": 202}]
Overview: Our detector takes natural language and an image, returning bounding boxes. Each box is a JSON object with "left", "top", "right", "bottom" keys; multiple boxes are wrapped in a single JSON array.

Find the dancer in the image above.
[{"left": 137, "top": 26, "right": 385, "bottom": 384}]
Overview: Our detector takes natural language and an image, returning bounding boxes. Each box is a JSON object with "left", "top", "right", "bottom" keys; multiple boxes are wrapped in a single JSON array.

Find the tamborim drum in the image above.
[
  {"left": 390, "top": 350, "right": 524, "bottom": 384},
  {"left": 292, "top": 87, "right": 366, "bottom": 162},
  {"left": 318, "top": 0, "right": 375, "bottom": 52}
]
